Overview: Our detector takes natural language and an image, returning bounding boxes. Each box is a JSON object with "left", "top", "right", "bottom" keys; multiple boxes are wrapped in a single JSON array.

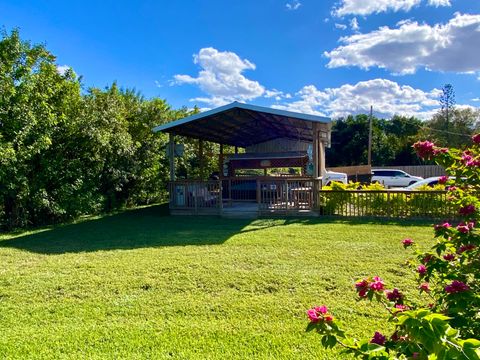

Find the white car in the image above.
[
  {"left": 396, "top": 176, "right": 459, "bottom": 191},
  {"left": 323, "top": 170, "right": 348, "bottom": 185},
  {"left": 371, "top": 169, "right": 422, "bottom": 188}
]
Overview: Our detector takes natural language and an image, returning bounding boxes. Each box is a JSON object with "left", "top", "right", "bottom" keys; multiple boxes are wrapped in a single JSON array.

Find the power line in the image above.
[{"left": 420, "top": 126, "right": 472, "bottom": 137}]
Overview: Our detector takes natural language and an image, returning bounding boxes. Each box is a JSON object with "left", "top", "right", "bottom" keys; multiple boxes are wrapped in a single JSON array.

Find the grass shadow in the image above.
[
  {"left": 258, "top": 216, "right": 435, "bottom": 227},
  {"left": 0, "top": 204, "right": 253, "bottom": 255}
]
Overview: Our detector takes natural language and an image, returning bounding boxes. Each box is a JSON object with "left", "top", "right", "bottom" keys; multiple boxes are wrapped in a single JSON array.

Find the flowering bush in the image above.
[{"left": 307, "top": 137, "right": 480, "bottom": 359}]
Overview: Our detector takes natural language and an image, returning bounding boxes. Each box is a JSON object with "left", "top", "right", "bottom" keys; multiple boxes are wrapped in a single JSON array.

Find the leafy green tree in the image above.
[
  {"left": 0, "top": 30, "right": 188, "bottom": 230},
  {"left": 326, "top": 114, "right": 423, "bottom": 167},
  {"left": 0, "top": 29, "right": 84, "bottom": 228},
  {"left": 422, "top": 107, "right": 480, "bottom": 148}
]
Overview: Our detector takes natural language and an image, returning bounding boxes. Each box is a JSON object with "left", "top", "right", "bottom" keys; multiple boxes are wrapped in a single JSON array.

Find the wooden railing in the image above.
[
  {"left": 169, "top": 180, "right": 222, "bottom": 214},
  {"left": 318, "top": 190, "right": 456, "bottom": 219},
  {"left": 169, "top": 177, "right": 321, "bottom": 213},
  {"left": 258, "top": 178, "right": 318, "bottom": 212},
  {"left": 169, "top": 180, "right": 457, "bottom": 219}
]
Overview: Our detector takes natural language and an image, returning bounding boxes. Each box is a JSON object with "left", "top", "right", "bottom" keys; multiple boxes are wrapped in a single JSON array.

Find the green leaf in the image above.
[{"left": 305, "top": 322, "right": 317, "bottom": 333}]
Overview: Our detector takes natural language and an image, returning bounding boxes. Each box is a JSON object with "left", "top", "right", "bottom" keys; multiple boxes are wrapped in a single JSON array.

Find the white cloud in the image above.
[
  {"left": 333, "top": 0, "right": 421, "bottom": 17},
  {"left": 428, "top": 0, "right": 451, "bottom": 7},
  {"left": 173, "top": 47, "right": 265, "bottom": 106},
  {"left": 325, "top": 13, "right": 480, "bottom": 76},
  {"left": 350, "top": 17, "right": 360, "bottom": 31},
  {"left": 265, "top": 89, "right": 291, "bottom": 101},
  {"left": 272, "top": 78, "right": 443, "bottom": 119},
  {"left": 335, "top": 23, "right": 348, "bottom": 30},
  {"left": 472, "top": 98, "right": 480, "bottom": 102},
  {"left": 56, "top": 65, "right": 70, "bottom": 75},
  {"left": 333, "top": 0, "right": 450, "bottom": 16},
  {"left": 286, "top": 0, "right": 301, "bottom": 10}
]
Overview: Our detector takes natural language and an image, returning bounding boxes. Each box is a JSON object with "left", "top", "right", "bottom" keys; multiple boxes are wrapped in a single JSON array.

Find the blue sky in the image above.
[{"left": 1, "top": 0, "right": 479, "bottom": 119}]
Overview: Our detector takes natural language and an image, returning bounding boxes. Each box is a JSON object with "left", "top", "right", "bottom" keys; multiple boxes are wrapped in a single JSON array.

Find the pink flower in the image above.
[
  {"left": 413, "top": 141, "right": 435, "bottom": 160},
  {"left": 459, "top": 205, "right": 476, "bottom": 216},
  {"left": 369, "top": 276, "right": 385, "bottom": 291},
  {"left": 306, "top": 309, "right": 319, "bottom": 322},
  {"left": 370, "top": 331, "right": 386, "bottom": 345},
  {"left": 324, "top": 315, "right": 334, "bottom": 322},
  {"left": 438, "top": 176, "right": 449, "bottom": 184},
  {"left": 472, "top": 133, "right": 480, "bottom": 144},
  {"left": 422, "top": 254, "right": 434, "bottom": 264},
  {"left": 445, "top": 280, "right": 470, "bottom": 294},
  {"left": 306, "top": 305, "right": 333, "bottom": 323},
  {"left": 315, "top": 305, "right": 328, "bottom": 314},
  {"left": 419, "top": 282, "right": 430, "bottom": 292},
  {"left": 386, "top": 288, "right": 403, "bottom": 302},
  {"left": 443, "top": 253, "right": 455, "bottom": 261},
  {"left": 417, "top": 265, "right": 427, "bottom": 276},
  {"left": 458, "top": 244, "right": 476, "bottom": 254},
  {"left": 358, "top": 289, "right": 367, "bottom": 298},
  {"left": 355, "top": 279, "right": 369, "bottom": 298},
  {"left": 402, "top": 238, "right": 414, "bottom": 248},
  {"left": 434, "top": 222, "right": 452, "bottom": 232},
  {"left": 394, "top": 304, "right": 409, "bottom": 312},
  {"left": 457, "top": 225, "right": 470, "bottom": 233},
  {"left": 462, "top": 153, "right": 473, "bottom": 163},
  {"left": 433, "top": 147, "right": 449, "bottom": 155}
]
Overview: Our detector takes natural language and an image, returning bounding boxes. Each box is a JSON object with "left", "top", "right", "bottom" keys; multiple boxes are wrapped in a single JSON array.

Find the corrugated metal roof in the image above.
[
  {"left": 226, "top": 151, "right": 307, "bottom": 161},
  {"left": 152, "top": 102, "right": 331, "bottom": 147}
]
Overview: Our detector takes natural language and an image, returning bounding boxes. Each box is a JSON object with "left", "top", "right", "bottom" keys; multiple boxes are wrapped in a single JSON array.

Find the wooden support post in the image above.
[
  {"left": 284, "top": 179, "right": 289, "bottom": 212},
  {"left": 218, "top": 180, "right": 223, "bottom": 213},
  {"left": 256, "top": 179, "right": 261, "bottom": 204},
  {"left": 319, "top": 139, "right": 326, "bottom": 178},
  {"left": 312, "top": 123, "right": 319, "bottom": 179},
  {"left": 234, "top": 146, "right": 239, "bottom": 154},
  {"left": 169, "top": 133, "right": 175, "bottom": 181},
  {"left": 199, "top": 139, "right": 204, "bottom": 180},
  {"left": 219, "top": 144, "right": 224, "bottom": 178}
]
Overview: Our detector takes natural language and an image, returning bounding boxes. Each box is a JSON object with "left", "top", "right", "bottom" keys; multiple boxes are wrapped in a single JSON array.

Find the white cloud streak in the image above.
[
  {"left": 286, "top": 0, "right": 301, "bottom": 10},
  {"left": 333, "top": 0, "right": 450, "bottom": 17}
]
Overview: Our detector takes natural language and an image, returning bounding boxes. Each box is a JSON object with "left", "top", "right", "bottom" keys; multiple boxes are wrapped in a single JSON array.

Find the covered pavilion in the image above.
[{"left": 153, "top": 101, "right": 332, "bottom": 216}]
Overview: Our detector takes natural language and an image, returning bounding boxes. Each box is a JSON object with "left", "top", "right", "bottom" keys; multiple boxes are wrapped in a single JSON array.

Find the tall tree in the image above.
[{"left": 439, "top": 84, "right": 456, "bottom": 142}]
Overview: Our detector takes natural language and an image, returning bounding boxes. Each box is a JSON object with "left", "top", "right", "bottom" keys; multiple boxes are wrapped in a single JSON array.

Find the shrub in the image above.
[{"left": 307, "top": 138, "right": 480, "bottom": 359}]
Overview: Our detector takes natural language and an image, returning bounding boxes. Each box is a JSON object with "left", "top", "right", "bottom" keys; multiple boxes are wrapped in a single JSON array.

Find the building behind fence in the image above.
[
  {"left": 377, "top": 165, "right": 446, "bottom": 178},
  {"left": 327, "top": 165, "right": 445, "bottom": 182}
]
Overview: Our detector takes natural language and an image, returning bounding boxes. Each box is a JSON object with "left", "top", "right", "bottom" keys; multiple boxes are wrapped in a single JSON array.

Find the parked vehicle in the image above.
[
  {"left": 371, "top": 169, "right": 422, "bottom": 188},
  {"left": 402, "top": 177, "right": 443, "bottom": 190},
  {"left": 323, "top": 170, "right": 348, "bottom": 185},
  {"left": 395, "top": 176, "right": 460, "bottom": 191}
]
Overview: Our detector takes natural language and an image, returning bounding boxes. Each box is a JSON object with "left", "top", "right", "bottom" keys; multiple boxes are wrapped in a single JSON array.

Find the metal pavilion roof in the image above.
[{"left": 153, "top": 102, "right": 331, "bottom": 147}]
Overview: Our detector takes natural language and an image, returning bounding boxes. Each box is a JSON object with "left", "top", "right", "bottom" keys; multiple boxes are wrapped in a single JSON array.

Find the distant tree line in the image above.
[
  {"left": 1, "top": 30, "right": 479, "bottom": 230},
  {"left": 326, "top": 89, "right": 480, "bottom": 167}
]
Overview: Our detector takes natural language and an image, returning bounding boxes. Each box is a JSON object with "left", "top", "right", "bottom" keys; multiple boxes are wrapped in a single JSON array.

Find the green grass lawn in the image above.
[{"left": 0, "top": 205, "right": 434, "bottom": 359}]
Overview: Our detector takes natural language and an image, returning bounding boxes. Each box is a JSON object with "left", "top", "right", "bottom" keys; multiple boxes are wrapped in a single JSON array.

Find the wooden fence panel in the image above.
[{"left": 376, "top": 165, "right": 446, "bottom": 178}]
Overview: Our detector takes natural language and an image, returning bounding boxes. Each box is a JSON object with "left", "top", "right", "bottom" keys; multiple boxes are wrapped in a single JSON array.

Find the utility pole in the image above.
[{"left": 368, "top": 106, "right": 373, "bottom": 166}]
